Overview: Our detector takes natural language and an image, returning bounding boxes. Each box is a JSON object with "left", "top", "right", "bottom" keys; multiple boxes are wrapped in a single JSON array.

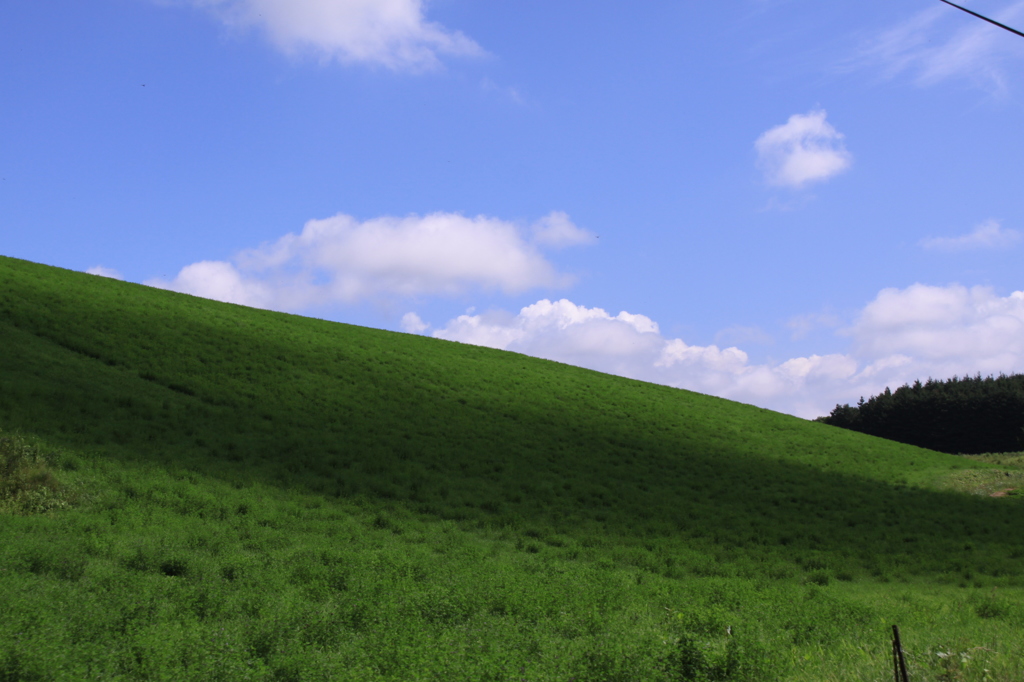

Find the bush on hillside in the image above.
[
  {"left": 0, "top": 431, "right": 74, "bottom": 514},
  {"left": 820, "top": 373, "right": 1024, "bottom": 455}
]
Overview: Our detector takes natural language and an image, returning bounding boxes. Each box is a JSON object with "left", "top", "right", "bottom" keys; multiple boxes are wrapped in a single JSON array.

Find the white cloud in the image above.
[
  {"left": 155, "top": 260, "right": 273, "bottom": 307},
  {"left": 401, "top": 311, "right": 429, "bottom": 334},
  {"left": 434, "top": 299, "right": 664, "bottom": 377},
  {"left": 176, "top": 0, "right": 483, "bottom": 71},
  {"left": 849, "top": 283, "right": 1024, "bottom": 371},
  {"left": 147, "top": 211, "right": 589, "bottom": 310},
  {"left": 755, "top": 110, "right": 852, "bottom": 189},
  {"left": 920, "top": 219, "right": 1021, "bottom": 251},
  {"left": 530, "top": 211, "right": 598, "bottom": 248},
  {"left": 428, "top": 285, "right": 1024, "bottom": 419},
  {"left": 86, "top": 266, "right": 123, "bottom": 280},
  {"left": 854, "top": 1, "right": 1024, "bottom": 93}
]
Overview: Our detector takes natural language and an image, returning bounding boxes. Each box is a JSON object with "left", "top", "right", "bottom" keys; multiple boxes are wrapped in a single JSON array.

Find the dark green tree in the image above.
[{"left": 821, "top": 373, "right": 1024, "bottom": 454}]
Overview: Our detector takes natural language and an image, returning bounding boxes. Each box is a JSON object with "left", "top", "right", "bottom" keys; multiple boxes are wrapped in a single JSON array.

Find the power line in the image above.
[{"left": 938, "top": 0, "right": 1024, "bottom": 39}]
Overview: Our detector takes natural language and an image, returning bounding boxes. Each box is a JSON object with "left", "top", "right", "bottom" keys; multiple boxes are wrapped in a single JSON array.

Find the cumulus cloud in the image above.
[
  {"left": 154, "top": 260, "right": 273, "bottom": 308},
  {"left": 175, "top": 0, "right": 483, "bottom": 71},
  {"left": 427, "top": 285, "right": 1024, "bottom": 419},
  {"left": 147, "top": 211, "right": 590, "bottom": 310},
  {"left": 920, "top": 219, "right": 1021, "bottom": 251},
  {"left": 86, "top": 266, "right": 123, "bottom": 280},
  {"left": 401, "top": 311, "right": 429, "bottom": 334},
  {"left": 849, "top": 283, "right": 1024, "bottom": 373},
  {"left": 755, "top": 110, "right": 852, "bottom": 188},
  {"left": 853, "top": 1, "right": 1024, "bottom": 93},
  {"left": 434, "top": 299, "right": 662, "bottom": 376}
]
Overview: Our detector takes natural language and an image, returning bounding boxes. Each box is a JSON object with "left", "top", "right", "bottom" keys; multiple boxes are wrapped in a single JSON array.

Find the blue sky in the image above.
[{"left": 3, "top": 0, "right": 1024, "bottom": 417}]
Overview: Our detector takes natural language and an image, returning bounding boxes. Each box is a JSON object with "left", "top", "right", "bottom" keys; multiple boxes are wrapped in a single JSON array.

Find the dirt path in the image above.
[{"left": 990, "top": 488, "right": 1017, "bottom": 497}]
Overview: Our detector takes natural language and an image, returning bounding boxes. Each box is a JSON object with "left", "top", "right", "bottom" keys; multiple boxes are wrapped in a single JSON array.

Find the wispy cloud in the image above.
[
  {"left": 530, "top": 211, "right": 597, "bottom": 248},
  {"left": 172, "top": 0, "right": 484, "bottom": 71},
  {"left": 147, "top": 211, "right": 592, "bottom": 310},
  {"left": 86, "top": 266, "right": 123, "bottom": 280},
  {"left": 755, "top": 109, "right": 852, "bottom": 189},
  {"left": 787, "top": 311, "right": 842, "bottom": 341},
  {"left": 920, "top": 219, "right": 1021, "bottom": 251},
  {"left": 852, "top": 1, "right": 1024, "bottom": 94},
  {"left": 480, "top": 78, "right": 525, "bottom": 105}
]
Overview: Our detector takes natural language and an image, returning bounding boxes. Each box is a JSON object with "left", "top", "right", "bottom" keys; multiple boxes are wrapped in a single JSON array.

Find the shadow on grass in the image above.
[{"left": 1, "top": 255, "right": 1022, "bottom": 585}]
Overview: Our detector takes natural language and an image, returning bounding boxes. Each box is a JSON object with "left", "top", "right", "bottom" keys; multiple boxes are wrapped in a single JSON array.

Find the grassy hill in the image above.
[{"left": 1, "top": 254, "right": 1022, "bottom": 681}]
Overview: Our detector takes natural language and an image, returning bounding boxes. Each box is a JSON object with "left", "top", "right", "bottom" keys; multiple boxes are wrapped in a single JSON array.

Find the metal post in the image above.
[
  {"left": 892, "top": 631, "right": 899, "bottom": 682},
  {"left": 892, "top": 625, "right": 910, "bottom": 682}
]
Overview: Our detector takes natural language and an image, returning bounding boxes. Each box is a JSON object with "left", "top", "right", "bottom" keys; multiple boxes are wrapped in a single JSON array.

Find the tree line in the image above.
[{"left": 819, "top": 373, "right": 1024, "bottom": 455}]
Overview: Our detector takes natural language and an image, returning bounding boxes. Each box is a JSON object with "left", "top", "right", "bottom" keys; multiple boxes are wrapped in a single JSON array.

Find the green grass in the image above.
[
  {"left": 938, "top": 453, "right": 1024, "bottom": 498},
  {"left": 1, "top": 254, "right": 1023, "bottom": 680}
]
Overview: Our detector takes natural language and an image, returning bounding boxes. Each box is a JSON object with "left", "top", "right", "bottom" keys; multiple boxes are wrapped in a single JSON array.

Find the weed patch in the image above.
[{"left": 0, "top": 430, "right": 76, "bottom": 514}]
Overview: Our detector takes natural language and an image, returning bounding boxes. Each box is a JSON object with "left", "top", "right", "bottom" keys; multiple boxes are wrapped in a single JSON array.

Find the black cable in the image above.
[{"left": 938, "top": 0, "right": 1024, "bottom": 39}]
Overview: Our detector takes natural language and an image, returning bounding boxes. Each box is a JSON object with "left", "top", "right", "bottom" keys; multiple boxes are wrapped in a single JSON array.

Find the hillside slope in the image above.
[
  {"left": 2, "top": 254, "right": 1023, "bottom": 680},
  {"left": 0, "top": 255, "right": 1012, "bottom": 567}
]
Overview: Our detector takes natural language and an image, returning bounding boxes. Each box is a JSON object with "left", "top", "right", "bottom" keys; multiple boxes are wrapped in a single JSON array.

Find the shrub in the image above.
[
  {"left": 661, "top": 630, "right": 780, "bottom": 681},
  {"left": 0, "top": 431, "right": 74, "bottom": 514}
]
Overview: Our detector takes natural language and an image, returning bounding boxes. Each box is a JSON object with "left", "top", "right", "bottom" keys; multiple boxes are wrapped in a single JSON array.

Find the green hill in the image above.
[{"left": 1, "top": 254, "right": 1022, "bottom": 681}]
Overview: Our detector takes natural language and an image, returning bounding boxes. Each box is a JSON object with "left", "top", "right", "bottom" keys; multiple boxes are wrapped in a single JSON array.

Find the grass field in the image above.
[{"left": 1, "top": 254, "right": 1023, "bottom": 681}]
